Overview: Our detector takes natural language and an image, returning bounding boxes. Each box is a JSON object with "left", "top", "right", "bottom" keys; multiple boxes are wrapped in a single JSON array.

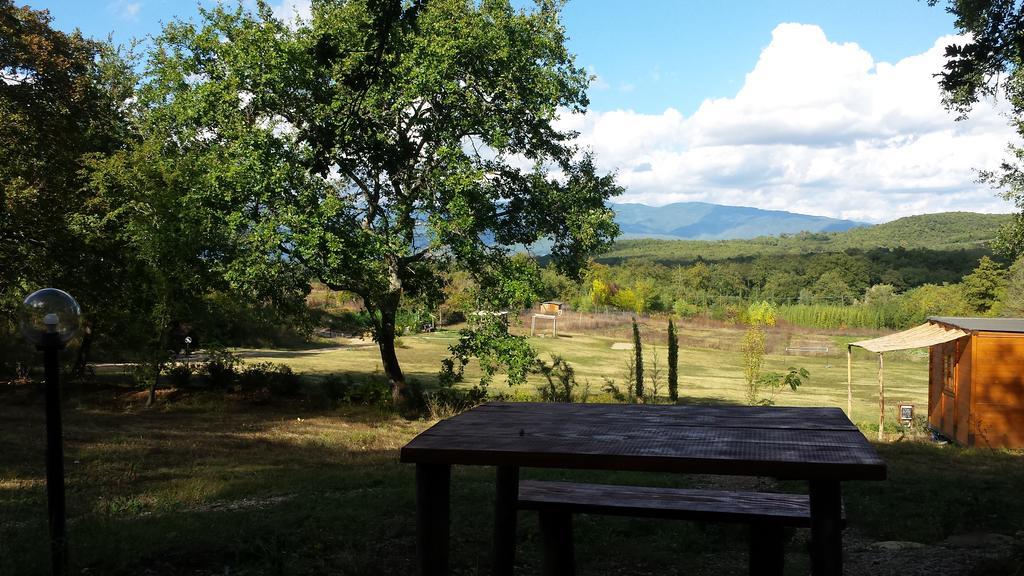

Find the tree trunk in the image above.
[{"left": 378, "top": 308, "right": 407, "bottom": 403}]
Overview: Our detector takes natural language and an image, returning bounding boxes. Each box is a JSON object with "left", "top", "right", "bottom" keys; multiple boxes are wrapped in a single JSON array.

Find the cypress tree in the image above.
[
  {"left": 632, "top": 317, "right": 644, "bottom": 399},
  {"left": 668, "top": 318, "right": 678, "bottom": 402}
]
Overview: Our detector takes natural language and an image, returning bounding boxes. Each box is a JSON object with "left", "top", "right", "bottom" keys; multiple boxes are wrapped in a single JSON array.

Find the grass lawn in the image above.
[
  {"left": 2, "top": 322, "right": 1022, "bottom": 575},
  {"left": 239, "top": 322, "right": 930, "bottom": 435}
]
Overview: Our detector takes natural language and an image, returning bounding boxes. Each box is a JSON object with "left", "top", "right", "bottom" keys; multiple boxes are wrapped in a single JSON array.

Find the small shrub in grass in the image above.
[
  {"left": 425, "top": 386, "right": 487, "bottom": 419},
  {"left": 535, "top": 354, "right": 578, "bottom": 402},
  {"left": 162, "top": 363, "right": 194, "bottom": 388},
  {"left": 268, "top": 365, "right": 301, "bottom": 397},
  {"left": 319, "top": 373, "right": 356, "bottom": 404},
  {"left": 202, "top": 348, "right": 239, "bottom": 389},
  {"left": 405, "top": 378, "right": 426, "bottom": 411},
  {"left": 343, "top": 376, "right": 391, "bottom": 407},
  {"left": 237, "top": 362, "right": 302, "bottom": 396}
]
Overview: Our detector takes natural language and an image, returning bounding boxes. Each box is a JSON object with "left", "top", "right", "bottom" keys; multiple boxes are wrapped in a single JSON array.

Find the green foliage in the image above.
[
  {"left": 672, "top": 300, "right": 701, "bottom": 318},
  {"left": 744, "top": 301, "right": 777, "bottom": 327},
  {"left": 961, "top": 256, "right": 1006, "bottom": 315},
  {"left": 930, "top": 1, "right": 1024, "bottom": 259},
  {"left": 238, "top": 362, "right": 302, "bottom": 397},
  {"left": 1001, "top": 255, "right": 1024, "bottom": 316},
  {"left": 132, "top": 0, "right": 620, "bottom": 392},
  {"left": 424, "top": 386, "right": 489, "bottom": 420},
  {"left": 599, "top": 213, "right": 1008, "bottom": 264},
  {"left": 162, "top": 363, "right": 195, "bottom": 388},
  {"left": 0, "top": 1, "right": 140, "bottom": 366},
  {"left": 753, "top": 367, "right": 810, "bottom": 406},
  {"left": 201, "top": 348, "right": 241, "bottom": 389},
  {"left": 741, "top": 302, "right": 775, "bottom": 405},
  {"left": 667, "top": 318, "right": 679, "bottom": 402},
  {"left": 440, "top": 315, "right": 536, "bottom": 388},
  {"left": 535, "top": 355, "right": 579, "bottom": 402},
  {"left": 632, "top": 317, "right": 644, "bottom": 399}
]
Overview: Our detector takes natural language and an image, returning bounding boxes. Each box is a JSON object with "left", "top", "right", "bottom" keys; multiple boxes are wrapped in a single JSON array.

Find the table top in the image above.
[{"left": 400, "top": 402, "right": 886, "bottom": 481}]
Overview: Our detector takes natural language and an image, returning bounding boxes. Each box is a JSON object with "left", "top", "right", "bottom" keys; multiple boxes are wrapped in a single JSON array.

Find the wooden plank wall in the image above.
[
  {"left": 955, "top": 336, "right": 972, "bottom": 445},
  {"left": 971, "top": 333, "right": 1024, "bottom": 448}
]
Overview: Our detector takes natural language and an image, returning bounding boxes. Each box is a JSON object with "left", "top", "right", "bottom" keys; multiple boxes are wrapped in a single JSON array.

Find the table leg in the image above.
[
  {"left": 809, "top": 479, "right": 843, "bottom": 576},
  {"left": 416, "top": 463, "right": 451, "bottom": 576},
  {"left": 492, "top": 465, "right": 520, "bottom": 576}
]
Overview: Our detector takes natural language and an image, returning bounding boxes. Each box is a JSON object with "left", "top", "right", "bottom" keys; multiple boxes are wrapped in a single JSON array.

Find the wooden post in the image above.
[
  {"left": 877, "top": 352, "right": 885, "bottom": 442},
  {"left": 846, "top": 345, "right": 853, "bottom": 421},
  {"left": 531, "top": 315, "right": 536, "bottom": 337},
  {"left": 552, "top": 316, "right": 557, "bottom": 337}
]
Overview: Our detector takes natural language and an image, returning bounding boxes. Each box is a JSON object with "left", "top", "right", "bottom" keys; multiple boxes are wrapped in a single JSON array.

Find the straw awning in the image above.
[
  {"left": 850, "top": 322, "right": 968, "bottom": 353},
  {"left": 847, "top": 321, "right": 969, "bottom": 441}
]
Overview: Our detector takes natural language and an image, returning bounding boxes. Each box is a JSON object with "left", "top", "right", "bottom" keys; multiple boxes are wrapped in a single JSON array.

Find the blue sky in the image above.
[
  {"left": 31, "top": 0, "right": 958, "bottom": 116},
  {"left": 25, "top": 1, "right": 1016, "bottom": 221}
]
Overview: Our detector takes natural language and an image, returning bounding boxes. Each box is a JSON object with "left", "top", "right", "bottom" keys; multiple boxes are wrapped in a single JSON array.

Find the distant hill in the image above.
[
  {"left": 611, "top": 202, "right": 864, "bottom": 240},
  {"left": 597, "top": 212, "right": 1013, "bottom": 265}
]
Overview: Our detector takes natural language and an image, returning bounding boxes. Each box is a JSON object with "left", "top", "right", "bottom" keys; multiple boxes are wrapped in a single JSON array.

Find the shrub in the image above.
[
  {"left": 237, "top": 361, "right": 302, "bottom": 396},
  {"left": 425, "top": 386, "right": 488, "bottom": 420},
  {"left": 535, "top": 355, "right": 577, "bottom": 402},
  {"left": 320, "top": 374, "right": 356, "bottom": 404},
  {"left": 163, "top": 363, "right": 194, "bottom": 388},
  {"left": 202, "top": 348, "right": 239, "bottom": 389}
]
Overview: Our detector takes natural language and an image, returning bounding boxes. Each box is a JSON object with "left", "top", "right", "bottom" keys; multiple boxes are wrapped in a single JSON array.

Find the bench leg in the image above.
[
  {"left": 416, "top": 463, "right": 450, "bottom": 576},
  {"left": 538, "top": 509, "right": 575, "bottom": 576},
  {"left": 810, "top": 480, "right": 843, "bottom": 576},
  {"left": 492, "top": 466, "right": 519, "bottom": 576},
  {"left": 749, "top": 523, "right": 784, "bottom": 576}
]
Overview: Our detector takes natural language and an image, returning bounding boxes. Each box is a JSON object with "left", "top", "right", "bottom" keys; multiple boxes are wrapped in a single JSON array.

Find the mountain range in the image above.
[{"left": 611, "top": 202, "right": 865, "bottom": 240}]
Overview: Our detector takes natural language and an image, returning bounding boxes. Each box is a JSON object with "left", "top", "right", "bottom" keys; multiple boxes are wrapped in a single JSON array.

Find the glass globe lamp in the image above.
[{"left": 19, "top": 288, "right": 81, "bottom": 346}]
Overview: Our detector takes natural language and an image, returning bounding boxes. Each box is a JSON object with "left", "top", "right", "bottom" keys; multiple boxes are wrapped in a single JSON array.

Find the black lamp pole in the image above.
[{"left": 39, "top": 330, "right": 68, "bottom": 576}]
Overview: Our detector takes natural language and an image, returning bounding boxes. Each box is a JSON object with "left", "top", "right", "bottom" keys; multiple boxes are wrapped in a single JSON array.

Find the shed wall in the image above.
[
  {"left": 956, "top": 337, "right": 972, "bottom": 445},
  {"left": 970, "top": 332, "right": 1024, "bottom": 448}
]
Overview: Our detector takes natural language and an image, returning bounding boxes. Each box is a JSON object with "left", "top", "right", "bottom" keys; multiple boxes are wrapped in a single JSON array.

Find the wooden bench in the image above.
[{"left": 518, "top": 480, "right": 843, "bottom": 576}]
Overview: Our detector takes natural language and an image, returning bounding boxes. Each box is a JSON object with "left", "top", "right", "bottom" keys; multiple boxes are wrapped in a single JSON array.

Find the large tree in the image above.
[
  {"left": 1, "top": 0, "right": 137, "bottom": 368},
  {"left": 932, "top": 0, "right": 1024, "bottom": 258},
  {"left": 139, "top": 0, "right": 620, "bottom": 398}
]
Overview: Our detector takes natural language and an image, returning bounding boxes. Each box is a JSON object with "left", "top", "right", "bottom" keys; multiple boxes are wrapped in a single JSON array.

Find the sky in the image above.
[{"left": 25, "top": 0, "right": 1021, "bottom": 223}]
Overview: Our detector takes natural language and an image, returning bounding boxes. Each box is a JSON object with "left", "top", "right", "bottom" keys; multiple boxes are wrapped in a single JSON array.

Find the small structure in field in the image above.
[
  {"left": 531, "top": 301, "right": 563, "bottom": 337},
  {"left": 849, "top": 316, "right": 1024, "bottom": 448}
]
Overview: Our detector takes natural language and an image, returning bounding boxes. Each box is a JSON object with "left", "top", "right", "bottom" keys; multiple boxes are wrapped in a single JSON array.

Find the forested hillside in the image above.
[
  {"left": 535, "top": 212, "right": 1022, "bottom": 330},
  {"left": 598, "top": 212, "right": 1010, "bottom": 265},
  {"left": 611, "top": 201, "right": 863, "bottom": 240}
]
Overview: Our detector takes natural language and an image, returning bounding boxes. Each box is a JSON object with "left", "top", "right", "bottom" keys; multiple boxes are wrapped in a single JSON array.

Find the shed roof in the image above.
[
  {"left": 850, "top": 322, "right": 968, "bottom": 353},
  {"left": 928, "top": 316, "right": 1024, "bottom": 333}
]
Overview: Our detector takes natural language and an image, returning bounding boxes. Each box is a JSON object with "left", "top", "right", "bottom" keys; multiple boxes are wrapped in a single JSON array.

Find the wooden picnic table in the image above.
[{"left": 400, "top": 402, "right": 886, "bottom": 576}]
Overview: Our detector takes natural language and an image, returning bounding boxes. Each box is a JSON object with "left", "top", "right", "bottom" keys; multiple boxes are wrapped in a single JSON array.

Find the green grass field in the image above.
[
  {"left": 238, "top": 322, "right": 930, "bottom": 434},
  {"left": 2, "top": 322, "right": 1022, "bottom": 575}
]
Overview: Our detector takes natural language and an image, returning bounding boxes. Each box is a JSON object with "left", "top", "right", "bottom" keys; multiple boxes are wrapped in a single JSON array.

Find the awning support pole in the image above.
[
  {"left": 846, "top": 345, "right": 853, "bottom": 420},
  {"left": 878, "top": 352, "right": 885, "bottom": 442}
]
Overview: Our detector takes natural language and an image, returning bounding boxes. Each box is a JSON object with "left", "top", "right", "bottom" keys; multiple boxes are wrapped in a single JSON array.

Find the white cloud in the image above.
[
  {"left": 559, "top": 23, "right": 1019, "bottom": 223},
  {"left": 107, "top": 0, "right": 141, "bottom": 21},
  {"left": 272, "top": 0, "right": 311, "bottom": 25},
  {"left": 587, "top": 65, "right": 609, "bottom": 91}
]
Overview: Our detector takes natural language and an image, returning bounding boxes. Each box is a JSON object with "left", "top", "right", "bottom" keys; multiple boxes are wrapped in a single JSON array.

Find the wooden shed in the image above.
[{"left": 925, "top": 317, "right": 1024, "bottom": 448}]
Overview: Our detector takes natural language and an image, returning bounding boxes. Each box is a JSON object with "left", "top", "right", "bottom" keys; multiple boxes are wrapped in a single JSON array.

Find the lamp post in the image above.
[{"left": 19, "top": 288, "right": 81, "bottom": 576}]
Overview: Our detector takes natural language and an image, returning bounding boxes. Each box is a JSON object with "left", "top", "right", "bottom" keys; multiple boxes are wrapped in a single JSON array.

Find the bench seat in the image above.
[{"left": 517, "top": 480, "right": 841, "bottom": 576}]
